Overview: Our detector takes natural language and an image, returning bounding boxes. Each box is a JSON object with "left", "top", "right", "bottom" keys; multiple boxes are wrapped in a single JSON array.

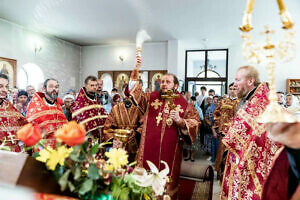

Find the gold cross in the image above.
[
  {"left": 151, "top": 99, "right": 162, "bottom": 110},
  {"left": 161, "top": 90, "right": 179, "bottom": 110},
  {"left": 175, "top": 105, "right": 184, "bottom": 113},
  {"left": 156, "top": 112, "right": 163, "bottom": 126},
  {"left": 7, "top": 132, "right": 17, "bottom": 144}
]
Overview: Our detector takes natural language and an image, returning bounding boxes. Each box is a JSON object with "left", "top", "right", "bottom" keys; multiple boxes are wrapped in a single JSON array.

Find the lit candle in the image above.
[
  {"left": 246, "top": 0, "right": 255, "bottom": 14},
  {"left": 277, "top": 0, "right": 286, "bottom": 13}
]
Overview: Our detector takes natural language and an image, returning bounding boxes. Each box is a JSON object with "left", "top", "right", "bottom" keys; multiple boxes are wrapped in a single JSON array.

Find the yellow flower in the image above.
[
  {"left": 47, "top": 149, "right": 60, "bottom": 170},
  {"left": 144, "top": 194, "right": 150, "bottom": 200},
  {"left": 105, "top": 148, "right": 128, "bottom": 170},
  {"left": 36, "top": 147, "right": 53, "bottom": 163},
  {"left": 42, "top": 146, "right": 73, "bottom": 171},
  {"left": 57, "top": 146, "right": 73, "bottom": 166},
  {"left": 104, "top": 163, "right": 114, "bottom": 171}
]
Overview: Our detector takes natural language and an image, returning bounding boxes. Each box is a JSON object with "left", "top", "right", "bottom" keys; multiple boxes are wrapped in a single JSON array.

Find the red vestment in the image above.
[
  {"left": 131, "top": 84, "right": 200, "bottom": 199},
  {"left": 0, "top": 99, "right": 27, "bottom": 152},
  {"left": 72, "top": 88, "right": 107, "bottom": 143},
  {"left": 26, "top": 92, "right": 67, "bottom": 148},
  {"left": 221, "top": 83, "right": 283, "bottom": 200}
]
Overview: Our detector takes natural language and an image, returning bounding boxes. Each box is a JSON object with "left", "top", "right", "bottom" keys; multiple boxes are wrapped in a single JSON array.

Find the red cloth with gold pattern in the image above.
[
  {"left": 26, "top": 92, "right": 67, "bottom": 148},
  {"left": 130, "top": 84, "right": 200, "bottom": 199},
  {"left": 72, "top": 88, "right": 107, "bottom": 143},
  {"left": 0, "top": 98, "right": 27, "bottom": 152},
  {"left": 34, "top": 193, "right": 78, "bottom": 200},
  {"left": 221, "top": 83, "right": 283, "bottom": 200}
]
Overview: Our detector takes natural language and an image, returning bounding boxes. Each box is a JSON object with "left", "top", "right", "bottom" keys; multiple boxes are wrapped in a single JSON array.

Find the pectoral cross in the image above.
[
  {"left": 156, "top": 112, "right": 163, "bottom": 126},
  {"left": 161, "top": 90, "right": 180, "bottom": 110},
  {"left": 7, "top": 132, "right": 17, "bottom": 144}
]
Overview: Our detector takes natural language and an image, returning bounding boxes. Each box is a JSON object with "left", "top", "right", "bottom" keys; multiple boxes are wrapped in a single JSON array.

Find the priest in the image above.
[
  {"left": 128, "top": 30, "right": 200, "bottom": 199},
  {"left": 220, "top": 66, "right": 282, "bottom": 200},
  {"left": 213, "top": 82, "right": 239, "bottom": 182},
  {"left": 0, "top": 73, "right": 27, "bottom": 152},
  {"left": 26, "top": 78, "right": 67, "bottom": 148},
  {"left": 103, "top": 84, "right": 144, "bottom": 162},
  {"left": 72, "top": 76, "right": 107, "bottom": 146}
]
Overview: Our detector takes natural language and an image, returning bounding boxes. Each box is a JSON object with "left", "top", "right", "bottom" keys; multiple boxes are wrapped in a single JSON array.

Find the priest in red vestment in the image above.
[
  {"left": 26, "top": 78, "right": 67, "bottom": 148},
  {"left": 72, "top": 76, "right": 107, "bottom": 145},
  {"left": 130, "top": 73, "right": 200, "bottom": 199},
  {"left": 0, "top": 74, "right": 27, "bottom": 152},
  {"left": 220, "top": 66, "right": 283, "bottom": 200}
]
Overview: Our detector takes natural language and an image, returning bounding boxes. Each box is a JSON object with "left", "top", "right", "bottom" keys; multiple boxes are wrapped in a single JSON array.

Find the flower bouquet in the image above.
[{"left": 17, "top": 121, "right": 170, "bottom": 200}]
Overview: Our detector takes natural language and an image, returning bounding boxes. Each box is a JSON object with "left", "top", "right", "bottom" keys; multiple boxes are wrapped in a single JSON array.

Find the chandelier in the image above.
[
  {"left": 200, "top": 59, "right": 216, "bottom": 71},
  {"left": 240, "top": 0, "right": 298, "bottom": 123}
]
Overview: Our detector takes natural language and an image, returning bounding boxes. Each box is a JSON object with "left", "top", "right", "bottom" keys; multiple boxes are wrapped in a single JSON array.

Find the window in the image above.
[
  {"left": 17, "top": 63, "right": 44, "bottom": 90},
  {"left": 185, "top": 49, "right": 228, "bottom": 96}
]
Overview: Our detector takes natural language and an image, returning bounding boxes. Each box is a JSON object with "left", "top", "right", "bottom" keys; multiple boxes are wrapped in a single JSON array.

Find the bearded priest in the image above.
[
  {"left": 0, "top": 73, "right": 27, "bottom": 152},
  {"left": 26, "top": 78, "right": 67, "bottom": 148}
]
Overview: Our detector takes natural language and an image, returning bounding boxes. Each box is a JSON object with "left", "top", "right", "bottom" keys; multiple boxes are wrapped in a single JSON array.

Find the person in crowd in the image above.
[
  {"left": 184, "top": 96, "right": 203, "bottom": 162},
  {"left": 15, "top": 90, "right": 29, "bottom": 116},
  {"left": 277, "top": 91, "right": 285, "bottom": 107},
  {"left": 62, "top": 94, "right": 75, "bottom": 121},
  {"left": 26, "top": 85, "right": 36, "bottom": 101}
]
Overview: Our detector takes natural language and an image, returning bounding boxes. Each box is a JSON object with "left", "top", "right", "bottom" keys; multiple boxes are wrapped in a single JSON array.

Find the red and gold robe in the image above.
[
  {"left": 213, "top": 97, "right": 239, "bottom": 181},
  {"left": 26, "top": 92, "right": 67, "bottom": 148},
  {"left": 131, "top": 84, "right": 200, "bottom": 199},
  {"left": 72, "top": 88, "right": 107, "bottom": 144},
  {"left": 104, "top": 100, "right": 143, "bottom": 162},
  {"left": 0, "top": 98, "right": 27, "bottom": 152},
  {"left": 221, "top": 83, "right": 283, "bottom": 200}
]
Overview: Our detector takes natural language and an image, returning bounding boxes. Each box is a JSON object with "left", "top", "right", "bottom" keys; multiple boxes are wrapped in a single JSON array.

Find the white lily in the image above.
[{"left": 132, "top": 160, "right": 169, "bottom": 196}]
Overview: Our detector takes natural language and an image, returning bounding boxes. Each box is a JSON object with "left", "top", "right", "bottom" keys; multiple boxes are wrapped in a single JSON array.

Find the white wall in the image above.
[
  {"left": 81, "top": 42, "right": 167, "bottom": 83},
  {"left": 175, "top": 34, "right": 300, "bottom": 93},
  {"left": 0, "top": 19, "right": 81, "bottom": 96}
]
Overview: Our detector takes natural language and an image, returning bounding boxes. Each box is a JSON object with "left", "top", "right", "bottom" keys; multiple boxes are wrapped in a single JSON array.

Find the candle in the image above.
[
  {"left": 277, "top": 0, "right": 286, "bottom": 13},
  {"left": 246, "top": 0, "right": 255, "bottom": 14}
]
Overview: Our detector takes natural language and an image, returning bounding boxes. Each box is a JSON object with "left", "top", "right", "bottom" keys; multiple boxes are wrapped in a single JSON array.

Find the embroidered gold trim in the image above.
[
  {"left": 79, "top": 115, "right": 107, "bottom": 125},
  {"left": 0, "top": 126, "right": 22, "bottom": 132},
  {"left": 27, "top": 110, "right": 64, "bottom": 122},
  {"left": 72, "top": 104, "right": 104, "bottom": 118},
  {"left": 39, "top": 119, "right": 67, "bottom": 128}
]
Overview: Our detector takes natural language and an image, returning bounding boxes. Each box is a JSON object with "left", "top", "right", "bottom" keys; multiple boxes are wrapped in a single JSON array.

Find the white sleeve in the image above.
[{"left": 129, "top": 80, "right": 138, "bottom": 91}]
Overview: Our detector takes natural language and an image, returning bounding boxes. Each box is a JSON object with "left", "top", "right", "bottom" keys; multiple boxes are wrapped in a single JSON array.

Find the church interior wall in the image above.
[
  {"left": 81, "top": 42, "right": 168, "bottom": 84},
  {"left": 0, "top": 18, "right": 81, "bottom": 96}
]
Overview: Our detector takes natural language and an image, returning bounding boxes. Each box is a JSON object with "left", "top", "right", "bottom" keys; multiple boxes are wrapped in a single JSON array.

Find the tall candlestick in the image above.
[
  {"left": 277, "top": 0, "right": 286, "bottom": 13},
  {"left": 246, "top": 0, "right": 255, "bottom": 14}
]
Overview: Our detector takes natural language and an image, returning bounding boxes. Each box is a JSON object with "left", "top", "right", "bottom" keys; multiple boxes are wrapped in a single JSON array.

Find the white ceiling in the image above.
[{"left": 0, "top": 0, "right": 299, "bottom": 46}]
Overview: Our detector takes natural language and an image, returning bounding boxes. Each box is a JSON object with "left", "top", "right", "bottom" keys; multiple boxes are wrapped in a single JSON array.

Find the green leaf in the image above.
[
  {"left": 119, "top": 188, "right": 130, "bottom": 200},
  {"left": 58, "top": 169, "right": 71, "bottom": 191},
  {"left": 79, "top": 178, "right": 93, "bottom": 195},
  {"left": 32, "top": 152, "right": 40, "bottom": 158},
  {"left": 90, "top": 144, "right": 99, "bottom": 155},
  {"left": 88, "top": 164, "right": 100, "bottom": 180},
  {"left": 74, "top": 167, "right": 81, "bottom": 180},
  {"left": 68, "top": 181, "right": 75, "bottom": 192}
]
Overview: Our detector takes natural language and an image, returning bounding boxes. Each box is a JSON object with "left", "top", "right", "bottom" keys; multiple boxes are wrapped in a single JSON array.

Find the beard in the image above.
[
  {"left": 237, "top": 85, "right": 248, "bottom": 99},
  {"left": 46, "top": 90, "right": 58, "bottom": 100}
]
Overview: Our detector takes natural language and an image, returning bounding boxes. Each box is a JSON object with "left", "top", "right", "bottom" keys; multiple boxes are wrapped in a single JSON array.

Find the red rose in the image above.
[
  {"left": 55, "top": 121, "right": 86, "bottom": 146},
  {"left": 17, "top": 123, "right": 42, "bottom": 146}
]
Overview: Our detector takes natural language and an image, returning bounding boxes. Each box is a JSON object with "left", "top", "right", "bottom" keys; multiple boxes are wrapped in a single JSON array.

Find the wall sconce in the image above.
[{"left": 34, "top": 44, "right": 42, "bottom": 54}]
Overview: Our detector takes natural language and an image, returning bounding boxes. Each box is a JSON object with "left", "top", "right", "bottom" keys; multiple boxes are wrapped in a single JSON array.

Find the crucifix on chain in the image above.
[
  {"left": 7, "top": 132, "right": 17, "bottom": 145},
  {"left": 161, "top": 90, "right": 180, "bottom": 127}
]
